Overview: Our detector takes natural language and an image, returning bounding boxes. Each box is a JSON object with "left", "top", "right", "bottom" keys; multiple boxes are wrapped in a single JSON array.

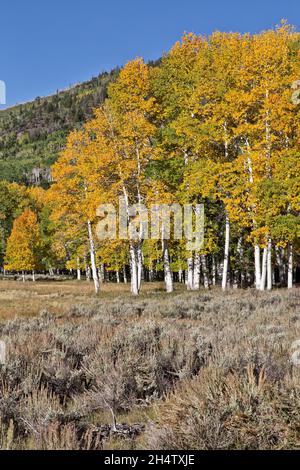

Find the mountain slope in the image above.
[{"left": 0, "top": 68, "right": 119, "bottom": 185}]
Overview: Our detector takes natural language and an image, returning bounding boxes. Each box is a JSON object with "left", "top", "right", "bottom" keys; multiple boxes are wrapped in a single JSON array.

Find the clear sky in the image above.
[{"left": 0, "top": 0, "right": 299, "bottom": 108}]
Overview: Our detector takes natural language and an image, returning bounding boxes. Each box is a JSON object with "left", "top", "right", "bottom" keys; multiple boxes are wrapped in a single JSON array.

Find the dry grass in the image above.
[
  {"left": 0, "top": 282, "right": 299, "bottom": 449},
  {"left": 0, "top": 279, "right": 171, "bottom": 320}
]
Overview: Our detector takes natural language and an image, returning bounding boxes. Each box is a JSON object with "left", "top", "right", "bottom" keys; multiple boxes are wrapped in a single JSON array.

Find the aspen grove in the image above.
[{"left": 1, "top": 22, "right": 300, "bottom": 294}]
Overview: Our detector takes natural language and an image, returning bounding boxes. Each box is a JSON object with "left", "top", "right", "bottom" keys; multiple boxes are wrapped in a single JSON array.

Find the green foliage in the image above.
[{"left": 0, "top": 69, "right": 119, "bottom": 185}]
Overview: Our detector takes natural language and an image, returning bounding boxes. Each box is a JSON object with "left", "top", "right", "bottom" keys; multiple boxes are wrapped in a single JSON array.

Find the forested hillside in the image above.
[{"left": 0, "top": 69, "right": 119, "bottom": 185}]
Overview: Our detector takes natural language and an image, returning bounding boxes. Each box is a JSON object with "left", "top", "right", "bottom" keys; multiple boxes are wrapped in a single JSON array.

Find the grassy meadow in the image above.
[{"left": 0, "top": 280, "right": 299, "bottom": 449}]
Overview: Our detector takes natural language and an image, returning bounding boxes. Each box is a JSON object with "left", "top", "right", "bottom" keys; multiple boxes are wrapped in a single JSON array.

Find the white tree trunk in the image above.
[
  {"left": 77, "top": 257, "right": 81, "bottom": 281},
  {"left": 200, "top": 254, "right": 209, "bottom": 289},
  {"left": 212, "top": 256, "right": 216, "bottom": 286},
  {"left": 87, "top": 220, "right": 100, "bottom": 294},
  {"left": 260, "top": 247, "right": 268, "bottom": 291},
  {"left": 98, "top": 264, "right": 105, "bottom": 283},
  {"left": 137, "top": 244, "right": 143, "bottom": 292},
  {"left": 254, "top": 245, "right": 261, "bottom": 290},
  {"left": 32, "top": 270, "right": 35, "bottom": 282},
  {"left": 162, "top": 239, "right": 173, "bottom": 293},
  {"left": 84, "top": 255, "right": 90, "bottom": 281},
  {"left": 238, "top": 238, "right": 245, "bottom": 287},
  {"left": 116, "top": 270, "right": 120, "bottom": 283},
  {"left": 130, "top": 243, "right": 139, "bottom": 295},
  {"left": 275, "top": 245, "right": 285, "bottom": 286},
  {"left": 186, "top": 257, "right": 194, "bottom": 290},
  {"left": 123, "top": 266, "right": 127, "bottom": 284},
  {"left": 22, "top": 271, "right": 25, "bottom": 282},
  {"left": 193, "top": 253, "right": 201, "bottom": 290},
  {"left": 288, "top": 242, "right": 293, "bottom": 289},
  {"left": 267, "top": 238, "right": 272, "bottom": 290},
  {"left": 222, "top": 213, "right": 230, "bottom": 291},
  {"left": 246, "top": 150, "right": 261, "bottom": 290},
  {"left": 178, "top": 269, "right": 183, "bottom": 283}
]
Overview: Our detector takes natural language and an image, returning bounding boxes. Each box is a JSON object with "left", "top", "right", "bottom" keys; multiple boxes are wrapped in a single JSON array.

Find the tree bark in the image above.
[
  {"left": 193, "top": 253, "right": 201, "bottom": 290},
  {"left": 275, "top": 245, "right": 285, "bottom": 286},
  {"left": 77, "top": 257, "right": 81, "bottom": 281},
  {"left": 162, "top": 238, "right": 173, "bottom": 293},
  {"left": 186, "top": 257, "right": 194, "bottom": 290},
  {"left": 200, "top": 254, "right": 209, "bottom": 289},
  {"left": 137, "top": 244, "right": 143, "bottom": 292},
  {"left": 288, "top": 242, "right": 293, "bottom": 289},
  {"left": 222, "top": 213, "right": 230, "bottom": 291},
  {"left": 130, "top": 243, "right": 139, "bottom": 295},
  {"left": 87, "top": 219, "right": 100, "bottom": 294},
  {"left": 123, "top": 266, "right": 127, "bottom": 284},
  {"left": 267, "top": 238, "right": 272, "bottom": 290},
  {"left": 260, "top": 247, "right": 268, "bottom": 291},
  {"left": 254, "top": 245, "right": 261, "bottom": 290},
  {"left": 212, "top": 256, "right": 216, "bottom": 286}
]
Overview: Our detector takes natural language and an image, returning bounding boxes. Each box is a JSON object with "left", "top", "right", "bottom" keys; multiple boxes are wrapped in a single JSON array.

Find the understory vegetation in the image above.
[{"left": 0, "top": 285, "right": 299, "bottom": 450}]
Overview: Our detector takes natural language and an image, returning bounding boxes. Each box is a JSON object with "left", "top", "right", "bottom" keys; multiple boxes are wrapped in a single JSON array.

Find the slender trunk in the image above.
[
  {"left": 77, "top": 257, "right": 81, "bottom": 281},
  {"left": 260, "top": 247, "right": 268, "bottom": 291},
  {"left": 267, "top": 238, "right": 272, "bottom": 290},
  {"left": 130, "top": 243, "right": 139, "bottom": 295},
  {"left": 162, "top": 238, "right": 173, "bottom": 293},
  {"left": 275, "top": 246, "right": 285, "bottom": 286},
  {"left": 222, "top": 213, "right": 230, "bottom": 291},
  {"left": 22, "top": 271, "right": 25, "bottom": 282},
  {"left": 186, "top": 257, "right": 194, "bottom": 291},
  {"left": 98, "top": 264, "right": 105, "bottom": 283},
  {"left": 238, "top": 239, "right": 245, "bottom": 287},
  {"left": 200, "top": 254, "right": 209, "bottom": 289},
  {"left": 87, "top": 220, "right": 100, "bottom": 294},
  {"left": 233, "top": 237, "right": 242, "bottom": 288},
  {"left": 178, "top": 269, "right": 183, "bottom": 283},
  {"left": 233, "top": 272, "right": 238, "bottom": 289},
  {"left": 84, "top": 255, "right": 91, "bottom": 281},
  {"left": 193, "top": 253, "right": 201, "bottom": 290},
  {"left": 137, "top": 244, "right": 143, "bottom": 291},
  {"left": 123, "top": 266, "right": 127, "bottom": 284},
  {"left": 212, "top": 256, "right": 216, "bottom": 286},
  {"left": 32, "top": 270, "right": 35, "bottom": 282},
  {"left": 288, "top": 242, "right": 293, "bottom": 289},
  {"left": 123, "top": 182, "right": 142, "bottom": 295},
  {"left": 254, "top": 245, "right": 261, "bottom": 290},
  {"left": 116, "top": 270, "right": 120, "bottom": 283},
  {"left": 245, "top": 145, "right": 262, "bottom": 290}
]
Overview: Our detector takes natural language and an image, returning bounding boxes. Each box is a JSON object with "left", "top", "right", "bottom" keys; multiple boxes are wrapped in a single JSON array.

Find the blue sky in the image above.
[{"left": 0, "top": 0, "right": 299, "bottom": 108}]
